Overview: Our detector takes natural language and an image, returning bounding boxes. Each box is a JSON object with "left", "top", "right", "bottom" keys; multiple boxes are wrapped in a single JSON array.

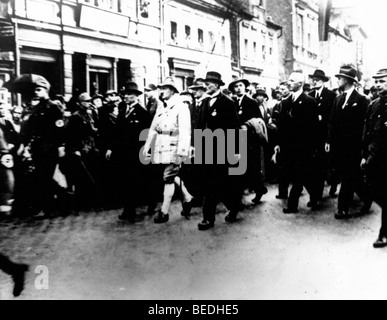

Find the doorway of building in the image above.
[{"left": 89, "top": 70, "right": 110, "bottom": 97}]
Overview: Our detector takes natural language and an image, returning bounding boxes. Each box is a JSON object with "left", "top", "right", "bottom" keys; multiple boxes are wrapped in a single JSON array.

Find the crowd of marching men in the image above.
[{"left": 2, "top": 65, "right": 387, "bottom": 247}]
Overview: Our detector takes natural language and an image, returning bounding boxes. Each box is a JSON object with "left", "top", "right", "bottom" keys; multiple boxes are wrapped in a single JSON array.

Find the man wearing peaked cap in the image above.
[
  {"left": 362, "top": 68, "right": 387, "bottom": 248},
  {"left": 22, "top": 76, "right": 68, "bottom": 217},
  {"left": 309, "top": 69, "right": 337, "bottom": 200},
  {"left": 327, "top": 65, "right": 372, "bottom": 220}
]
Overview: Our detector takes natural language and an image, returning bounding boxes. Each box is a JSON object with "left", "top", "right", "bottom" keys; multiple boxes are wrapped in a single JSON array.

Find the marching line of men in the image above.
[{"left": 1, "top": 65, "right": 387, "bottom": 248}]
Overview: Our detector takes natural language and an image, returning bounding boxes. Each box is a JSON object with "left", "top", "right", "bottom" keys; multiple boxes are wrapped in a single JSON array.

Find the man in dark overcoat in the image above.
[
  {"left": 22, "top": 78, "right": 66, "bottom": 217},
  {"left": 229, "top": 78, "right": 268, "bottom": 205},
  {"left": 275, "top": 72, "right": 319, "bottom": 213},
  {"left": 308, "top": 69, "right": 338, "bottom": 199},
  {"left": 113, "top": 82, "right": 151, "bottom": 222},
  {"left": 195, "top": 71, "right": 241, "bottom": 230},
  {"left": 362, "top": 68, "right": 387, "bottom": 248},
  {"left": 327, "top": 65, "right": 372, "bottom": 220}
]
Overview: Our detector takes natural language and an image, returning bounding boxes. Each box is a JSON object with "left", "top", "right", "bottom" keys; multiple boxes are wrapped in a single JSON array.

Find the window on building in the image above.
[
  {"left": 185, "top": 25, "right": 191, "bottom": 40},
  {"left": 171, "top": 21, "right": 177, "bottom": 41},
  {"left": 307, "top": 32, "right": 311, "bottom": 49},
  {"left": 244, "top": 39, "right": 249, "bottom": 58},
  {"left": 221, "top": 36, "right": 226, "bottom": 55},
  {"left": 80, "top": 0, "right": 127, "bottom": 13},
  {"left": 253, "top": 42, "right": 257, "bottom": 58},
  {"left": 209, "top": 31, "right": 215, "bottom": 50},
  {"left": 198, "top": 29, "right": 204, "bottom": 45},
  {"left": 297, "top": 13, "right": 304, "bottom": 47}
]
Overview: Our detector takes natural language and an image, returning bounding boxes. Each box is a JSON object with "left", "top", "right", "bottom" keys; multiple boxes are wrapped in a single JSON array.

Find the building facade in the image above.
[
  {"left": 0, "top": 0, "right": 163, "bottom": 100},
  {"left": 267, "top": 0, "right": 320, "bottom": 81}
]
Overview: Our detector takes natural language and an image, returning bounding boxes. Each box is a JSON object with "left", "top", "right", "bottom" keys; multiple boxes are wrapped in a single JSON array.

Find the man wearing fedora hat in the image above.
[
  {"left": 327, "top": 65, "right": 372, "bottom": 220},
  {"left": 106, "top": 82, "right": 151, "bottom": 222},
  {"left": 188, "top": 78, "right": 209, "bottom": 129},
  {"left": 362, "top": 68, "right": 387, "bottom": 248},
  {"left": 195, "top": 71, "right": 241, "bottom": 229},
  {"left": 229, "top": 78, "right": 268, "bottom": 205},
  {"left": 143, "top": 77, "right": 194, "bottom": 224},
  {"left": 309, "top": 69, "right": 338, "bottom": 200}
]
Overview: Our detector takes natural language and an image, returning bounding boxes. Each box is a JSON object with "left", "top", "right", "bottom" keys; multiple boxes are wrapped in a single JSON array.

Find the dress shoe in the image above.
[
  {"left": 146, "top": 204, "right": 157, "bottom": 216},
  {"left": 198, "top": 220, "right": 215, "bottom": 231},
  {"left": 276, "top": 194, "right": 288, "bottom": 200},
  {"left": 12, "top": 264, "right": 29, "bottom": 297},
  {"left": 335, "top": 211, "right": 349, "bottom": 220},
  {"left": 283, "top": 208, "right": 299, "bottom": 214},
  {"left": 154, "top": 211, "right": 169, "bottom": 224},
  {"left": 307, "top": 201, "right": 318, "bottom": 210},
  {"left": 373, "top": 236, "right": 387, "bottom": 249},
  {"left": 360, "top": 201, "right": 372, "bottom": 216},
  {"left": 225, "top": 213, "right": 238, "bottom": 223},
  {"left": 181, "top": 199, "right": 194, "bottom": 217}
]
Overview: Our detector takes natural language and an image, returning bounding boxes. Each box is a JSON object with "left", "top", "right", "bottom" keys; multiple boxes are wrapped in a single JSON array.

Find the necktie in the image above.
[
  {"left": 340, "top": 93, "right": 347, "bottom": 109},
  {"left": 316, "top": 92, "right": 320, "bottom": 100}
]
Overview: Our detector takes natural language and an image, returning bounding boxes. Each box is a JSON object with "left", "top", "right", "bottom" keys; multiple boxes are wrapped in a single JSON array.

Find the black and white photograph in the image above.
[{"left": 0, "top": 0, "right": 387, "bottom": 304}]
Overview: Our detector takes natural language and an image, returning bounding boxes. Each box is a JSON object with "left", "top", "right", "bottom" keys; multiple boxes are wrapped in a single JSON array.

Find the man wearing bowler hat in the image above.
[
  {"left": 362, "top": 68, "right": 387, "bottom": 248},
  {"left": 229, "top": 78, "right": 268, "bottom": 205},
  {"left": 109, "top": 82, "right": 151, "bottom": 222},
  {"left": 327, "top": 65, "right": 372, "bottom": 220},
  {"left": 309, "top": 69, "right": 338, "bottom": 199},
  {"left": 195, "top": 71, "right": 241, "bottom": 230}
]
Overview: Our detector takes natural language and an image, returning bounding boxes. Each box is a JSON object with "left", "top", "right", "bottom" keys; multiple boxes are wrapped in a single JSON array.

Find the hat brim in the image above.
[
  {"left": 204, "top": 78, "right": 225, "bottom": 86},
  {"left": 188, "top": 85, "right": 206, "bottom": 90},
  {"left": 125, "top": 89, "right": 143, "bottom": 96},
  {"left": 158, "top": 84, "right": 179, "bottom": 93},
  {"left": 373, "top": 74, "right": 387, "bottom": 79},
  {"left": 309, "top": 75, "right": 330, "bottom": 82},
  {"left": 335, "top": 73, "right": 358, "bottom": 83},
  {"left": 228, "top": 79, "right": 250, "bottom": 92}
]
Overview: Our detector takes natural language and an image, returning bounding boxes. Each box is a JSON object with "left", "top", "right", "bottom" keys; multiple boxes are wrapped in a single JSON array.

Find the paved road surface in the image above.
[{"left": 0, "top": 185, "right": 386, "bottom": 300}]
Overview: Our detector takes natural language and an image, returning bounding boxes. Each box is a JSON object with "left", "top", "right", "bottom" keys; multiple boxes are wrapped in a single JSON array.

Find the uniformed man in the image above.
[
  {"left": 228, "top": 78, "right": 268, "bottom": 205},
  {"left": 111, "top": 82, "right": 151, "bottom": 222},
  {"left": 195, "top": 71, "right": 241, "bottom": 229},
  {"left": 327, "top": 65, "right": 372, "bottom": 220},
  {"left": 22, "top": 77, "right": 66, "bottom": 217},
  {"left": 275, "top": 72, "right": 319, "bottom": 213},
  {"left": 65, "top": 93, "right": 99, "bottom": 211},
  {"left": 362, "top": 68, "right": 387, "bottom": 248},
  {"left": 0, "top": 253, "right": 28, "bottom": 297},
  {"left": 309, "top": 69, "right": 337, "bottom": 199}
]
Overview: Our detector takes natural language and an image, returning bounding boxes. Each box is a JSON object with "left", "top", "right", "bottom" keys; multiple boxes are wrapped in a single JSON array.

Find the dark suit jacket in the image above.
[
  {"left": 196, "top": 93, "right": 240, "bottom": 131},
  {"left": 196, "top": 93, "right": 240, "bottom": 166},
  {"left": 328, "top": 89, "right": 369, "bottom": 159},
  {"left": 115, "top": 102, "right": 151, "bottom": 155},
  {"left": 234, "top": 95, "right": 262, "bottom": 124},
  {"left": 278, "top": 93, "right": 319, "bottom": 155},
  {"left": 309, "top": 87, "right": 337, "bottom": 147}
]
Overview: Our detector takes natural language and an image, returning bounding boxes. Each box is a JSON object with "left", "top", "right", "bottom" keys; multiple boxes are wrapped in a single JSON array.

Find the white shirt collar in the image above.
[
  {"left": 292, "top": 89, "right": 303, "bottom": 102},
  {"left": 316, "top": 87, "right": 324, "bottom": 97},
  {"left": 209, "top": 90, "right": 221, "bottom": 99},
  {"left": 343, "top": 86, "right": 355, "bottom": 105}
]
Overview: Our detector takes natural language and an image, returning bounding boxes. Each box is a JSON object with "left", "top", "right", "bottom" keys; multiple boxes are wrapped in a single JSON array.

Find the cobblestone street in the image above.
[{"left": 1, "top": 185, "right": 387, "bottom": 300}]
